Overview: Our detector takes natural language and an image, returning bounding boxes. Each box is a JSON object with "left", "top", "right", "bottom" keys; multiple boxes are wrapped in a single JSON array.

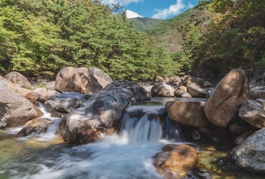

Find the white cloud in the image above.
[
  {"left": 101, "top": 0, "right": 142, "bottom": 6},
  {"left": 126, "top": 10, "right": 143, "bottom": 18},
  {"left": 152, "top": 0, "right": 186, "bottom": 19},
  {"left": 188, "top": 2, "right": 194, "bottom": 9}
]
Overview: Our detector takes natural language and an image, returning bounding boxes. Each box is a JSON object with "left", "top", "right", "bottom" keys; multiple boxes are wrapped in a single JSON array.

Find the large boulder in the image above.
[
  {"left": 187, "top": 81, "right": 208, "bottom": 98},
  {"left": 152, "top": 144, "right": 197, "bottom": 178},
  {"left": 231, "top": 128, "right": 265, "bottom": 172},
  {"left": 17, "top": 88, "right": 32, "bottom": 97},
  {"left": 16, "top": 118, "right": 52, "bottom": 137},
  {"left": 0, "top": 76, "right": 18, "bottom": 92},
  {"left": 238, "top": 100, "right": 265, "bottom": 128},
  {"left": 204, "top": 69, "right": 249, "bottom": 127},
  {"left": 43, "top": 92, "right": 92, "bottom": 113},
  {"left": 54, "top": 67, "right": 103, "bottom": 94},
  {"left": 104, "top": 80, "right": 150, "bottom": 101},
  {"left": 87, "top": 68, "right": 113, "bottom": 88},
  {"left": 59, "top": 92, "right": 127, "bottom": 144},
  {"left": 5, "top": 72, "right": 31, "bottom": 88},
  {"left": 166, "top": 101, "right": 209, "bottom": 128},
  {"left": 188, "top": 77, "right": 205, "bottom": 88},
  {"left": 0, "top": 81, "right": 43, "bottom": 128},
  {"left": 151, "top": 83, "right": 174, "bottom": 97}
]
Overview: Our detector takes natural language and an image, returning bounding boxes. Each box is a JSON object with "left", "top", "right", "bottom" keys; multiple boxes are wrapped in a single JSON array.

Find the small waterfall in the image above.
[{"left": 119, "top": 106, "right": 182, "bottom": 145}]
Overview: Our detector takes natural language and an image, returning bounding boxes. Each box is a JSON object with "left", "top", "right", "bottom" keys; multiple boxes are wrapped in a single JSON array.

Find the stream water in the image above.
[{"left": 0, "top": 98, "right": 264, "bottom": 179}]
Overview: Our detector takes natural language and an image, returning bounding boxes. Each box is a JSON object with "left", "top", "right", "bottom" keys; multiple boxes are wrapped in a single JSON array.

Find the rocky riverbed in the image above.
[{"left": 1, "top": 67, "right": 265, "bottom": 178}]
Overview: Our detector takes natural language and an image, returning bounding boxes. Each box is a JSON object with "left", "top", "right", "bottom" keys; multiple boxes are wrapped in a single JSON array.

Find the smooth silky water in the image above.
[{"left": 0, "top": 97, "right": 264, "bottom": 179}]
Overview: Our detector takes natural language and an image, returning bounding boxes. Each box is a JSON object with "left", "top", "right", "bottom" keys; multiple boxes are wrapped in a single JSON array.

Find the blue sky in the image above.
[{"left": 101, "top": 0, "right": 201, "bottom": 19}]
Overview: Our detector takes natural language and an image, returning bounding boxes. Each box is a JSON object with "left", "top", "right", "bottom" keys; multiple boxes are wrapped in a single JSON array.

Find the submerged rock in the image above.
[
  {"left": 16, "top": 118, "right": 52, "bottom": 137},
  {"left": 231, "top": 128, "right": 265, "bottom": 172},
  {"left": 0, "top": 81, "right": 43, "bottom": 128},
  {"left": 152, "top": 144, "right": 198, "bottom": 178},
  {"left": 43, "top": 92, "right": 92, "bottom": 113},
  {"left": 5, "top": 72, "right": 31, "bottom": 88},
  {"left": 166, "top": 101, "right": 208, "bottom": 128},
  {"left": 54, "top": 67, "right": 104, "bottom": 94},
  {"left": 204, "top": 69, "right": 249, "bottom": 127},
  {"left": 238, "top": 100, "right": 265, "bottom": 128},
  {"left": 151, "top": 83, "right": 174, "bottom": 97},
  {"left": 59, "top": 92, "right": 127, "bottom": 144}
]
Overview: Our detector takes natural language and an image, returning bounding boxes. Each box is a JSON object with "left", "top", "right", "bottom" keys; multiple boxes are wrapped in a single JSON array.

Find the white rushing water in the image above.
[{"left": 5, "top": 105, "right": 184, "bottom": 179}]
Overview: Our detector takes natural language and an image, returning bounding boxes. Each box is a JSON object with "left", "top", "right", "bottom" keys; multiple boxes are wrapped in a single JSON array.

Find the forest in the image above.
[{"left": 1, "top": 0, "right": 265, "bottom": 81}]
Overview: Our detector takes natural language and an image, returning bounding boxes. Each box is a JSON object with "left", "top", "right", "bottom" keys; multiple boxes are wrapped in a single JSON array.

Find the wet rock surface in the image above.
[
  {"left": 152, "top": 144, "right": 198, "bottom": 178},
  {"left": 59, "top": 92, "right": 127, "bottom": 144}
]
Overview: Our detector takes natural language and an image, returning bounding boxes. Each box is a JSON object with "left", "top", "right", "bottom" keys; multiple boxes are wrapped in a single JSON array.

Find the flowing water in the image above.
[{"left": 0, "top": 98, "right": 264, "bottom": 179}]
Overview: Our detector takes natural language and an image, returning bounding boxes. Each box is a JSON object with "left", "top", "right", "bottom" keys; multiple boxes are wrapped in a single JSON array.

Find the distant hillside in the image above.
[
  {"left": 144, "top": 8, "right": 196, "bottom": 36},
  {"left": 128, "top": 18, "right": 163, "bottom": 32}
]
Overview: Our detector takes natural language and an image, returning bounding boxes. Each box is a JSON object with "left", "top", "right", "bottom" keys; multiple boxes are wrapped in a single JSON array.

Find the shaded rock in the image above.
[
  {"left": 239, "top": 100, "right": 265, "bottom": 128},
  {"left": 174, "top": 86, "right": 187, "bottom": 96},
  {"left": 199, "top": 127, "right": 211, "bottom": 137},
  {"left": 59, "top": 92, "right": 127, "bottom": 144},
  {"left": 234, "top": 132, "right": 253, "bottom": 146},
  {"left": 192, "top": 130, "right": 201, "bottom": 140},
  {"left": 249, "top": 86, "right": 265, "bottom": 99},
  {"left": 54, "top": 67, "right": 102, "bottom": 94},
  {"left": 51, "top": 111, "right": 67, "bottom": 118},
  {"left": 0, "top": 81, "right": 43, "bottom": 128},
  {"left": 0, "top": 76, "right": 18, "bottom": 92},
  {"left": 151, "top": 83, "right": 174, "bottom": 97},
  {"left": 152, "top": 144, "right": 198, "bottom": 178},
  {"left": 103, "top": 80, "right": 150, "bottom": 101},
  {"left": 43, "top": 92, "right": 92, "bottom": 113},
  {"left": 231, "top": 128, "right": 265, "bottom": 172},
  {"left": 204, "top": 81, "right": 212, "bottom": 88},
  {"left": 26, "top": 92, "right": 39, "bottom": 103},
  {"left": 5, "top": 72, "right": 31, "bottom": 88},
  {"left": 16, "top": 118, "right": 52, "bottom": 137},
  {"left": 188, "top": 77, "right": 205, "bottom": 88},
  {"left": 256, "top": 98, "right": 265, "bottom": 110},
  {"left": 187, "top": 81, "right": 208, "bottom": 98},
  {"left": 87, "top": 67, "right": 113, "bottom": 88},
  {"left": 204, "top": 69, "right": 249, "bottom": 127},
  {"left": 166, "top": 101, "right": 208, "bottom": 128},
  {"left": 230, "top": 124, "right": 248, "bottom": 134}
]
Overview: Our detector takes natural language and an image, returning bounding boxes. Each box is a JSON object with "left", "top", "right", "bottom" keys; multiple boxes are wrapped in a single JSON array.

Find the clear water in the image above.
[{"left": 0, "top": 97, "right": 264, "bottom": 179}]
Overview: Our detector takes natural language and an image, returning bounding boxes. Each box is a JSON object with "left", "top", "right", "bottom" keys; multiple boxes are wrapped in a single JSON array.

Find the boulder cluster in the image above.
[{"left": 2, "top": 67, "right": 265, "bottom": 177}]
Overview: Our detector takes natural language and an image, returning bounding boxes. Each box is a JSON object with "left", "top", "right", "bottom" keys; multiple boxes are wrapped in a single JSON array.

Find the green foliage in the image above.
[
  {"left": 0, "top": 0, "right": 181, "bottom": 80},
  {"left": 0, "top": 4, "right": 59, "bottom": 74},
  {"left": 128, "top": 18, "right": 162, "bottom": 32}
]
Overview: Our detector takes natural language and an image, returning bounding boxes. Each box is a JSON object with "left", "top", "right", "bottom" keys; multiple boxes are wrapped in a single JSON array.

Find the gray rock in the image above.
[
  {"left": 180, "top": 92, "right": 192, "bottom": 98},
  {"left": 238, "top": 100, "right": 265, "bottom": 128},
  {"left": 59, "top": 92, "right": 127, "bottom": 144},
  {"left": 43, "top": 92, "right": 93, "bottom": 113},
  {"left": 187, "top": 81, "right": 208, "bottom": 98},
  {"left": 231, "top": 128, "right": 265, "bottom": 172},
  {"left": 151, "top": 83, "right": 174, "bottom": 97},
  {"left": 0, "top": 81, "right": 42, "bottom": 128}
]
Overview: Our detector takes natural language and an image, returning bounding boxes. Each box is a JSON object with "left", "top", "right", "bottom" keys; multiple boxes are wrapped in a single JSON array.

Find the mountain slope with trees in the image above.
[{"left": 128, "top": 18, "right": 162, "bottom": 32}]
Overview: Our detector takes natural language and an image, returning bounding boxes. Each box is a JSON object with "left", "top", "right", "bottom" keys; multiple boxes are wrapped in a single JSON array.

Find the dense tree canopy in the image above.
[{"left": 0, "top": 0, "right": 180, "bottom": 80}]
